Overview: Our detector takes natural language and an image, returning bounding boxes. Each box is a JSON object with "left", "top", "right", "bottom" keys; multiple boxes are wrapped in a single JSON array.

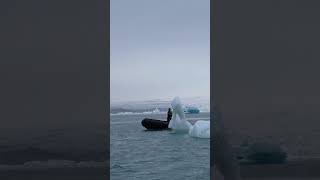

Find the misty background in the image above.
[
  {"left": 0, "top": 0, "right": 108, "bottom": 172},
  {"left": 110, "top": 0, "right": 210, "bottom": 103},
  {"left": 213, "top": 2, "right": 320, "bottom": 178}
]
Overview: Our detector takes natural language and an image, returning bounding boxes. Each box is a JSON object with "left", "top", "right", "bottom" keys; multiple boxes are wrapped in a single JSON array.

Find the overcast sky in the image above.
[{"left": 111, "top": 0, "right": 210, "bottom": 102}]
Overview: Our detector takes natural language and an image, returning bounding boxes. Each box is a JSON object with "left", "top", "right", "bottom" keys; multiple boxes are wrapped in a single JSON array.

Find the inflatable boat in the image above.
[{"left": 141, "top": 118, "right": 170, "bottom": 130}]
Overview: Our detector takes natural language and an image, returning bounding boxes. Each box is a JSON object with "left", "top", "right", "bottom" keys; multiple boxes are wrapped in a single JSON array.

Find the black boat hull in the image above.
[{"left": 141, "top": 118, "right": 170, "bottom": 130}]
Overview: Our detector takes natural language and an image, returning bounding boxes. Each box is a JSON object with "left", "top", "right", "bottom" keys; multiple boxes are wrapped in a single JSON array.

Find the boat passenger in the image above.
[{"left": 167, "top": 108, "right": 172, "bottom": 123}]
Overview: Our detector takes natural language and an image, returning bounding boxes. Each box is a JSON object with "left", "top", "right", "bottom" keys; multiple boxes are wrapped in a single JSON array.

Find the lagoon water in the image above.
[{"left": 111, "top": 112, "right": 210, "bottom": 180}]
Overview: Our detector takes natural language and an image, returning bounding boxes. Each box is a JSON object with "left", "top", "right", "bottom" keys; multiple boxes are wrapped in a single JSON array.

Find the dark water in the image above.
[
  {"left": 0, "top": 123, "right": 107, "bottom": 169},
  {"left": 111, "top": 112, "right": 210, "bottom": 180}
]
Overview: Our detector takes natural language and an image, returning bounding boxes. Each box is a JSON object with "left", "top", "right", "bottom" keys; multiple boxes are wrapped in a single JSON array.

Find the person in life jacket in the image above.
[{"left": 167, "top": 108, "right": 172, "bottom": 123}]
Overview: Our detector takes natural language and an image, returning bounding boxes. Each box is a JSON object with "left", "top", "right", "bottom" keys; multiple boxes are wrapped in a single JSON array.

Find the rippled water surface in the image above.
[{"left": 111, "top": 113, "right": 210, "bottom": 180}]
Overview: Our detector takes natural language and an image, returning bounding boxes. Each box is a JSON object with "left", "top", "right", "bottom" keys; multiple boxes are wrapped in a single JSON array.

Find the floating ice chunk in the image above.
[
  {"left": 170, "top": 96, "right": 210, "bottom": 138},
  {"left": 169, "top": 113, "right": 192, "bottom": 133},
  {"left": 189, "top": 120, "right": 210, "bottom": 138}
]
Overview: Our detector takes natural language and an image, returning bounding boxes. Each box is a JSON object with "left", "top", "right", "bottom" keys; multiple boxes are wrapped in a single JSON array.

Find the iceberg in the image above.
[{"left": 169, "top": 97, "right": 210, "bottom": 138}]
